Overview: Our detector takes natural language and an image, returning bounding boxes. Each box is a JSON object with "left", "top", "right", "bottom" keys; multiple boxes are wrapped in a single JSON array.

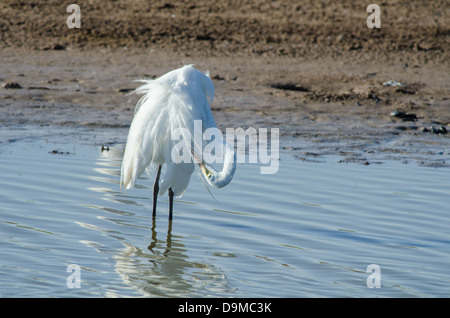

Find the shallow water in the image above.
[{"left": 0, "top": 127, "right": 449, "bottom": 297}]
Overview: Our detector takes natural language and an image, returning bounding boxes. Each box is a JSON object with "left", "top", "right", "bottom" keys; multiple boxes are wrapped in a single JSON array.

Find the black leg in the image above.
[
  {"left": 163, "top": 220, "right": 172, "bottom": 257},
  {"left": 168, "top": 187, "right": 174, "bottom": 220},
  {"left": 148, "top": 215, "right": 157, "bottom": 254},
  {"left": 153, "top": 165, "right": 162, "bottom": 217}
]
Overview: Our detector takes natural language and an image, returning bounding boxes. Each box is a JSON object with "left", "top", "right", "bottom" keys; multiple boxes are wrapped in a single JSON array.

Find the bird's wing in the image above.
[
  {"left": 120, "top": 81, "right": 171, "bottom": 190},
  {"left": 121, "top": 65, "right": 220, "bottom": 196}
]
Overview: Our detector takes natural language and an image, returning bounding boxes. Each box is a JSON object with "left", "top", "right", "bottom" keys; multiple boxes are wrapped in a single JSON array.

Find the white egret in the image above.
[{"left": 120, "top": 65, "right": 236, "bottom": 219}]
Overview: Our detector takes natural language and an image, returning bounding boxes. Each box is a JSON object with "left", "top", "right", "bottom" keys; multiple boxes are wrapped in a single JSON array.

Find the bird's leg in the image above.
[
  {"left": 153, "top": 165, "right": 162, "bottom": 217},
  {"left": 168, "top": 187, "right": 174, "bottom": 220}
]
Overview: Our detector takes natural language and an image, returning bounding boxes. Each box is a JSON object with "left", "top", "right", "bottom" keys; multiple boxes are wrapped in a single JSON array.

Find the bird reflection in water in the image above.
[{"left": 148, "top": 216, "right": 173, "bottom": 257}]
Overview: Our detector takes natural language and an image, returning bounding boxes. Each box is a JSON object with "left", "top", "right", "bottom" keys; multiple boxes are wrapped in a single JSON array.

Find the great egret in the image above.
[{"left": 120, "top": 65, "right": 236, "bottom": 219}]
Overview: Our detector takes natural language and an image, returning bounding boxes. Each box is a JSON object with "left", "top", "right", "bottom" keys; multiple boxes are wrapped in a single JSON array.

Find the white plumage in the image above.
[{"left": 120, "top": 65, "right": 235, "bottom": 219}]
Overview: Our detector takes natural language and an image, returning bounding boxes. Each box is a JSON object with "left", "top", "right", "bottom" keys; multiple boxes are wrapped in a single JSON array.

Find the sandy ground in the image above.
[{"left": 1, "top": 1, "right": 449, "bottom": 165}]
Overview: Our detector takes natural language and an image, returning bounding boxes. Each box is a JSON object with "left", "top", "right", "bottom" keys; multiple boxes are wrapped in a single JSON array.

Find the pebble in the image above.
[
  {"left": 383, "top": 80, "right": 404, "bottom": 87},
  {"left": 419, "top": 126, "right": 447, "bottom": 135},
  {"left": 390, "top": 110, "right": 417, "bottom": 121},
  {"left": 2, "top": 82, "right": 23, "bottom": 89}
]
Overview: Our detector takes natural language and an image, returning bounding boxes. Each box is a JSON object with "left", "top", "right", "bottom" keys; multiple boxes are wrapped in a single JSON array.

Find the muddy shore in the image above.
[{"left": 1, "top": 1, "right": 449, "bottom": 166}]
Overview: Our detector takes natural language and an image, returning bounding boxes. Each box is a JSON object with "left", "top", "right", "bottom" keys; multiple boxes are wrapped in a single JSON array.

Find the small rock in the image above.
[
  {"left": 2, "top": 82, "right": 23, "bottom": 89},
  {"left": 432, "top": 126, "right": 447, "bottom": 135},
  {"left": 117, "top": 88, "right": 134, "bottom": 93},
  {"left": 28, "top": 86, "right": 50, "bottom": 90},
  {"left": 53, "top": 44, "right": 66, "bottom": 50},
  {"left": 368, "top": 93, "right": 380, "bottom": 104},
  {"left": 270, "top": 83, "right": 310, "bottom": 92},
  {"left": 212, "top": 74, "right": 225, "bottom": 80},
  {"left": 390, "top": 110, "right": 417, "bottom": 121},
  {"left": 383, "top": 80, "right": 404, "bottom": 87},
  {"left": 419, "top": 125, "right": 447, "bottom": 135},
  {"left": 395, "top": 88, "right": 416, "bottom": 95}
]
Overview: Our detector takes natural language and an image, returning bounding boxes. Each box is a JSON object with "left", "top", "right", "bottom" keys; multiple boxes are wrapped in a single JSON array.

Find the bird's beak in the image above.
[
  {"left": 191, "top": 148, "right": 213, "bottom": 179},
  {"left": 199, "top": 162, "right": 213, "bottom": 179}
]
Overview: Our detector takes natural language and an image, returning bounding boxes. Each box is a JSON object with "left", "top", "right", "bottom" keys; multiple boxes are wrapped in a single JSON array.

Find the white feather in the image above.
[{"left": 120, "top": 65, "right": 235, "bottom": 199}]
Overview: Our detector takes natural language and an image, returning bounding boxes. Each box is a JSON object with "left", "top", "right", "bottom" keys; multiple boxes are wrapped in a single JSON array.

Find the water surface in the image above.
[{"left": 0, "top": 127, "right": 449, "bottom": 297}]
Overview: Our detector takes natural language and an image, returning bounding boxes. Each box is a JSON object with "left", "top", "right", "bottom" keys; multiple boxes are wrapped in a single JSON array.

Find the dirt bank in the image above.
[{"left": 1, "top": 1, "right": 449, "bottom": 166}]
